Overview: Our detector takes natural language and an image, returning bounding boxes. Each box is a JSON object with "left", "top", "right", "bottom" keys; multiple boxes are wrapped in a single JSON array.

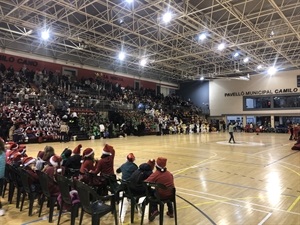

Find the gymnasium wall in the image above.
[
  {"left": 0, "top": 50, "right": 178, "bottom": 90},
  {"left": 209, "top": 70, "right": 300, "bottom": 116},
  {"left": 178, "top": 81, "right": 209, "bottom": 111}
]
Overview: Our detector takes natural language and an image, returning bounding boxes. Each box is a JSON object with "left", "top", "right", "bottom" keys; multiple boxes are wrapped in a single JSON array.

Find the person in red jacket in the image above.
[
  {"left": 43, "top": 155, "right": 65, "bottom": 196},
  {"left": 145, "top": 157, "right": 175, "bottom": 221},
  {"left": 79, "top": 148, "right": 95, "bottom": 174},
  {"left": 89, "top": 144, "right": 115, "bottom": 176},
  {"left": 21, "top": 157, "right": 40, "bottom": 192}
]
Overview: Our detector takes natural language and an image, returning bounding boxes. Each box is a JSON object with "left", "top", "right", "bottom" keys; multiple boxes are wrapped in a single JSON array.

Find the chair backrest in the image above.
[
  {"left": 18, "top": 168, "right": 33, "bottom": 193},
  {"left": 74, "top": 179, "right": 100, "bottom": 214},
  {"left": 144, "top": 182, "right": 174, "bottom": 202},
  {"left": 6, "top": 164, "right": 22, "bottom": 187},
  {"left": 104, "top": 174, "right": 123, "bottom": 194},
  {"left": 56, "top": 175, "right": 73, "bottom": 205},
  {"left": 36, "top": 170, "right": 53, "bottom": 198}
]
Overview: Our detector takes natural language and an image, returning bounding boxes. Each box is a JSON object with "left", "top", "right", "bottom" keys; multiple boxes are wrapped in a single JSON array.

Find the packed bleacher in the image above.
[{"left": 0, "top": 63, "right": 212, "bottom": 144}]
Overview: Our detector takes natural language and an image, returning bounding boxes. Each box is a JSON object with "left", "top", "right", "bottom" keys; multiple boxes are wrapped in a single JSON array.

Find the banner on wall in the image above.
[
  {"left": 0, "top": 54, "right": 38, "bottom": 67},
  {"left": 224, "top": 88, "right": 300, "bottom": 97}
]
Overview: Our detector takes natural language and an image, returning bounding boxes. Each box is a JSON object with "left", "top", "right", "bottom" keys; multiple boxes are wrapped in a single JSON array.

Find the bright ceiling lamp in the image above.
[
  {"left": 199, "top": 33, "right": 207, "bottom": 41},
  {"left": 267, "top": 66, "right": 277, "bottom": 76},
  {"left": 140, "top": 58, "right": 147, "bottom": 67},
  {"left": 118, "top": 52, "right": 126, "bottom": 61},
  {"left": 41, "top": 29, "right": 50, "bottom": 40},
  {"left": 257, "top": 65, "right": 263, "bottom": 70},
  {"left": 126, "top": 0, "right": 134, "bottom": 3},
  {"left": 200, "top": 76, "right": 205, "bottom": 80},
  {"left": 243, "top": 57, "right": 249, "bottom": 63},
  {"left": 162, "top": 11, "right": 172, "bottom": 23},
  {"left": 233, "top": 52, "right": 239, "bottom": 58},
  {"left": 217, "top": 43, "right": 225, "bottom": 51}
]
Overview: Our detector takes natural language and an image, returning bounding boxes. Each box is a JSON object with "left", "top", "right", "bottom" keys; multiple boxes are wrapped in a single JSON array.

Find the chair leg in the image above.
[
  {"left": 48, "top": 197, "right": 56, "bottom": 223},
  {"left": 28, "top": 195, "right": 35, "bottom": 216},
  {"left": 8, "top": 183, "right": 15, "bottom": 204},
  {"left": 38, "top": 195, "right": 45, "bottom": 217},
  {"left": 20, "top": 192, "right": 26, "bottom": 211},
  {"left": 70, "top": 204, "right": 80, "bottom": 225},
  {"left": 112, "top": 203, "right": 119, "bottom": 225},
  {"left": 91, "top": 214, "right": 100, "bottom": 225},
  {"left": 158, "top": 204, "right": 165, "bottom": 225},
  {"left": 57, "top": 201, "right": 64, "bottom": 225},
  {"left": 173, "top": 201, "right": 177, "bottom": 225},
  {"left": 140, "top": 201, "right": 147, "bottom": 225},
  {"left": 16, "top": 188, "right": 22, "bottom": 208},
  {"left": 119, "top": 196, "right": 124, "bottom": 218},
  {"left": 130, "top": 198, "right": 135, "bottom": 223},
  {"left": 79, "top": 208, "right": 84, "bottom": 225}
]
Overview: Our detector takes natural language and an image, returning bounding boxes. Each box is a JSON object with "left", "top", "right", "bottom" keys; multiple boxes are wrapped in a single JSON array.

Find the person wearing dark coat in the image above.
[
  {"left": 128, "top": 159, "right": 155, "bottom": 195},
  {"left": 64, "top": 144, "right": 82, "bottom": 177}
]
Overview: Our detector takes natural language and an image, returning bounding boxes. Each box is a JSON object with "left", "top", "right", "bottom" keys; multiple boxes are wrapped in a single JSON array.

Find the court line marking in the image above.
[
  {"left": 177, "top": 187, "right": 300, "bottom": 215},
  {"left": 258, "top": 212, "right": 272, "bottom": 225},
  {"left": 288, "top": 195, "right": 300, "bottom": 212},
  {"left": 176, "top": 190, "right": 270, "bottom": 214},
  {"left": 264, "top": 151, "right": 299, "bottom": 167},
  {"left": 177, "top": 194, "right": 217, "bottom": 225}
]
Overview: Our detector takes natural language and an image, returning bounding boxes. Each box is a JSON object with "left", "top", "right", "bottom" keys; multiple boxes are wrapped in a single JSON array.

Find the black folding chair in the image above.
[
  {"left": 18, "top": 168, "right": 41, "bottom": 216},
  {"left": 74, "top": 179, "right": 118, "bottom": 225},
  {"left": 140, "top": 182, "right": 177, "bottom": 225},
  {"left": 56, "top": 175, "right": 80, "bottom": 225},
  {"left": 36, "top": 170, "right": 59, "bottom": 223},
  {"left": 120, "top": 180, "right": 146, "bottom": 223}
]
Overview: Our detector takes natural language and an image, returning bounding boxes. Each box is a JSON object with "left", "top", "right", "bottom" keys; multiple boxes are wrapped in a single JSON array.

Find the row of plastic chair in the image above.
[
  {"left": 1, "top": 165, "right": 118, "bottom": 225},
  {"left": 2, "top": 166, "right": 177, "bottom": 225}
]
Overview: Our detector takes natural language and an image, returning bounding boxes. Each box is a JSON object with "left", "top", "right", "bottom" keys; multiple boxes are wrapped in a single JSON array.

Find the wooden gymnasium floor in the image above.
[{"left": 0, "top": 131, "right": 299, "bottom": 225}]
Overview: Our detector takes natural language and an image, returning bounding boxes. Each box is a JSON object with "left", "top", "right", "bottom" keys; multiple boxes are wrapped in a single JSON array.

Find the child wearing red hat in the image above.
[
  {"left": 21, "top": 157, "right": 40, "bottom": 192},
  {"left": 89, "top": 144, "right": 115, "bottom": 176},
  {"left": 79, "top": 148, "right": 95, "bottom": 175},
  {"left": 145, "top": 157, "right": 175, "bottom": 221},
  {"left": 43, "top": 155, "right": 65, "bottom": 196},
  {"left": 64, "top": 144, "right": 82, "bottom": 177},
  {"left": 127, "top": 159, "right": 156, "bottom": 195},
  {"left": 116, "top": 153, "right": 138, "bottom": 181}
]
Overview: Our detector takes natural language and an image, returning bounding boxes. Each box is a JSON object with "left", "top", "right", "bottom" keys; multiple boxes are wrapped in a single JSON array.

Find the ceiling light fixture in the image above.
[
  {"left": 118, "top": 52, "right": 126, "bottom": 61},
  {"left": 243, "top": 57, "right": 249, "bottom": 63},
  {"left": 41, "top": 29, "right": 50, "bottom": 40},
  {"left": 199, "top": 33, "right": 207, "bottom": 41},
  {"left": 217, "top": 43, "right": 225, "bottom": 51},
  {"left": 257, "top": 65, "right": 263, "bottom": 70},
  {"left": 267, "top": 66, "right": 277, "bottom": 76},
  {"left": 162, "top": 12, "right": 172, "bottom": 23},
  {"left": 140, "top": 58, "right": 147, "bottom": 67},
  {"left": 233, "top": 52, "right": 239, "bottom": 58}
]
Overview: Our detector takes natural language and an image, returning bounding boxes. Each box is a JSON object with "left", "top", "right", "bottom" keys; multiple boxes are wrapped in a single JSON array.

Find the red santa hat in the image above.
[
  {"left": 82, "top": 148, "right": 94, "bottom": 158},
  {"left": 18, "top": 145, "right": 27, "bottom": 155},
  {"left": 73, "top": 144, "right": 82, "bottom": 154},
  {"left": 10, "top": 143, "right": 19, "bottom": 151},
  {"left": 11, "top": 152, "right": 23, "bottom": 162},
  {"left": 49, "top": 155, "right": 62, "bottom": 167},
  {"left": 156, "top": 157, "right": 167, "bottom": 171},
  {"left": 21, "top": 157, "right": 36, "bottom": 167},
  {"left": 127, "top": 153, "right": 135, "bottom": 162},
  {"left": 102, "top": 144, "right": 113, "bottom": 155},
  {"left": 147, "top": 159, "right": 156, "bottom": 170}
]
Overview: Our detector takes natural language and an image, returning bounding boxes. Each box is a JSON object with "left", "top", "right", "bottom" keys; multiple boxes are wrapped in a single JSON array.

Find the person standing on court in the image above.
[{"left": 228, "top": 122, "right": 237, "bottom": 143}]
